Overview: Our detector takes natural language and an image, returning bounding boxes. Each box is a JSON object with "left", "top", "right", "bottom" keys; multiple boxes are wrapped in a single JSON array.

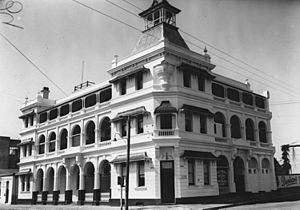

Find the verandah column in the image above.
[
  {"left": 93, "top": 165, "right": 101, "bottom": 205},
  {"left": 53, "top": 169, "right": 59, "bottom": 205},
  {"left": 65, "top": 167, "right": 72, "bottom": 204},
  {"left": 78, "top": 166, "right": 85, "bottom": 205}
]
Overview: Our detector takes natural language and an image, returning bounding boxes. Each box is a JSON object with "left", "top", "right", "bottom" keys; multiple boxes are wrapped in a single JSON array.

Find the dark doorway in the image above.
[
  {"left": 217, "top": 156, "right": 229, "bottom": 194},
  {"left": 5, "top": 181, "right": 9, "bottom": 203},
  {"left": 233, "top": 157, "right": 245, "bottom": 193},
  {"left": 160, "top": 161, "right": 175, "bottom": 204}
]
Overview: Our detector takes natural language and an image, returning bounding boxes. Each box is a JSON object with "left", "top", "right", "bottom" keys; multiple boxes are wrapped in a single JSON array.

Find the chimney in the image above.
[
  {"left": 41, "top": 87, "right": 50, "bottom": 99},
  {"left": 111, "top": 55, "right": 118, "bottom": 68}
]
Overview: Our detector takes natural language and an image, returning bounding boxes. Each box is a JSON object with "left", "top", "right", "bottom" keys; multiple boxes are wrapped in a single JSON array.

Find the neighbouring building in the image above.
[
  {"left": 17, "top": 0, "right": 277, "bottom": 206},
  {"left": 0, "top": 136, "right": 20, "bottom": 204}
]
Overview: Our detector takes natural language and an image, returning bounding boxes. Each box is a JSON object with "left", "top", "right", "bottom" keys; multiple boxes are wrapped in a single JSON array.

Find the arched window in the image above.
[
  {"left": 230, "top": 115, "right": 241, "bottom": 139},
  {"left": 262, "top": 158, "right": 270, "bottom": 174},
  {"left": 100, "top": 117, "right": 111, "bottom": 141},
  {"left": 245, "top": 119, "right": 255, "bottom": 141},
  {"left": 84, "top": 162, "right": 95, "bottom": 193},
  {"left": 214, "top": 112, "right": 226, "bottom": 137},
  {"left": 72, "top": 125, "right": 81, "bottom": 147},
  {"left": 60, "top": 129, "right": 68, "bottom": 150},
  {"left": 86, "top": 121, "right": 95, "bottom": 145},
  {"left": 259, "top": 121, "right": 267, "bottom": 143},
  {"left": 38, "top": 135, "right": 45, "bottom": 154},
  {"left": 36, "top": 169, "right": 44, "bottom": 192},
  {"left": 248, "top": 158, "right": 258, "bottom": 174},
  {"left": 48, "top": 132, "right": 56, "bottom": 152}
]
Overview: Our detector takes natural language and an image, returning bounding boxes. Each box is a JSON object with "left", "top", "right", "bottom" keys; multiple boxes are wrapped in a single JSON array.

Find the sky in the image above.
[{"left": 1, "top": 0, "right": 300, "bottom": 171}]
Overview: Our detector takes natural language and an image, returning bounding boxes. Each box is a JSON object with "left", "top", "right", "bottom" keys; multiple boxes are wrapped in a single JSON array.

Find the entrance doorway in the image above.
[
  {"left": 160, "top": 161, "right": 175, "bottom": 204},
  {"left": 233, "top": 157, "right": 245, "bottom": 193},
  {"left": 217, "top": 156, "right": 229, "bottom": 194}
]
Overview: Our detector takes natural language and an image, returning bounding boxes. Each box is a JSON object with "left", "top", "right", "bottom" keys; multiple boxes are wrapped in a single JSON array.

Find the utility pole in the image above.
[{"left": 125, "top": 116, "right": 131, "bottom": 210}]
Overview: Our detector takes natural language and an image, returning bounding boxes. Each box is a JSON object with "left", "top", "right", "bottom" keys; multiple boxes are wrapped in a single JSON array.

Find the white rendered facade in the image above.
[{"left": 18, "top": 0, "right": 276, "bottom": 205}]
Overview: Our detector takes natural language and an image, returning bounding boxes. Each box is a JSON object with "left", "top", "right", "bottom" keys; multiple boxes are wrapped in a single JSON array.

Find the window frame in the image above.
[
  {"left": 185, "top": 112, "right": 193, "bottom": 132},
  {"left": 136, "top": 115, "right": 144, "bottom": 134},
  {"left": 137, "top": 161, "right": 145, "bottom": 187},
  {"left": 203, "top": 160, "right": 210, "bottom": 185},
  {"left": 188, "top": 159, "right": 195, "bottom": 185}
]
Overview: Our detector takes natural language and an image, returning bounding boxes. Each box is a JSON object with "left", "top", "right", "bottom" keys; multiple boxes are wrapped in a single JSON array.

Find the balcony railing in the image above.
[{"left": 154, "top": 129, "right": 178, "bottom": 137}]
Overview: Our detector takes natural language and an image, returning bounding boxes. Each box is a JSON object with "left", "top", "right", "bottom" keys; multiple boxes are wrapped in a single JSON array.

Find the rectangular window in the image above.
[
  {"left": 160, "top": 114, "right": 172, "bottom": 129},
  {"left": 21, "top": 176, "right": 25, "bottom": 191},
  {"left": 24, "top": 117, "right": 29, "bottom": 128},
  {"left": 28, "top": 144, "right": 32, "bottom": 156},
  {"left": 188, "top": 159, "right": 195, "bottom": 185},
  {"left": 23, "top": 146, "right": 27, "bottom": 157},
  {"left": 185, "top": 112, "right": 193, "bottom": 132},
  {"left": 135, "top": 72, "right": 143, "bottom": 90},
  {"left": 183, "top": 71, "right": 191, "bottom": 88},
  {"left": 29, "top": 115, "right": 34, "bottom": 126},
  {"left": 203, "top": 160, "right": 210, "bottom": 185},
  {"left": 200, "top": 115, "right": 207, "bottom": 134},
  {"left": 26, "top": 176, "right": 30, "bottom": 191},
  {"left": 136, "top": 115, "right": 144, "bottom": 134},
  {"left": 198, "top": 75, "right": 205, "bottom": 91},
  {"left": 121, "top": 120, "right": 127, "bottom": 137},
  {"left": 120, "top": 79, "right": 126, "bottom": 95},
  {"left": 137, "top": 161, "right": 145, "bottom": 187}
]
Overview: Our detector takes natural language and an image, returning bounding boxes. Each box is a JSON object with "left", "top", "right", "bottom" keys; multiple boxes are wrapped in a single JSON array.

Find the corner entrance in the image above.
[
  {"left": 160, "top": 160, "right": 175, "bottom": 204},
  {"left": 233, "top": 157, "right": 245, "bottom": 193}
]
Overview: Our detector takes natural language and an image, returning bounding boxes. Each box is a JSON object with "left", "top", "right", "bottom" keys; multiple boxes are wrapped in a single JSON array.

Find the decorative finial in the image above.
[
  {"left": 25, "top": 96, "right": 28, "bottom": 105},
  {"left": 204, "top": 46, "right": 208, "bottom": 54}
]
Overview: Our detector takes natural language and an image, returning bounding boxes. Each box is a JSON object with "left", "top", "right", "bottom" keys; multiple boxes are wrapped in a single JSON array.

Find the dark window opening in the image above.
[
  {"left": 230, "top": 116, "right": 241, "bottom": 139},
  {"left": 28, "top": 144, "right": 32, "bottom": 156},
  {"left": 39, "top": 113, "right": 47, "bottom": 123},
  {"left": 200, "top": 114, "right": 207, "bottom": 134},
  {"left": 60, "top": 104, "right": 69, "bottom": 117},
  {"left": 188, "top": 159, "right": 195, "bottom": 185},
  {"left": 21, "top": 176, "right": 25, "bottom": 191},
  {"left": 60, "top": 129, "right": 68, "bottom": 150},
  {"left": 136, "top": 72, "right": 143, "bottom": 90},
  {"left": 121, "top": 119, "right": 127, "bottom": 137},
  {"left": 49, "top": 132, "right": 56, "bottom": 152},
  {"left": 185, "top": 112, "right": 193, "bottom": 132},
  {"left": 26, "top": 176, "right": 30, "bottom": 191},
  {"left": 85, "top": 94, "right": 96, "bottom": 108},
  {"left": 246, "top": 119, "right": 255, "bottom": 141},
  {"left": 72, "top": 99, "right": 82, "bottom": 112},
  {"left": 198, "top": 76, "right": 205, "bottom": 91},
  {"left": 212, "top": 83, "right": 225, "bottom": 98},
  {"left": 136, "top": 115, "right": 144, "bottom": 134},
  {"left": 86, "top": 121, "right": 95, "bottom": 145},
  {"left": 49, "top": 109, "right": 58, "bottom": 120},
  {"left": 138, "top": 161, "right": 145, "bottom": 187},
  {"left": 24, "top": 117, "right": 29, "bottom": 128},
  {"left": 242, "top": 92, "right": 253, "bottom": 105},
  {"left": 214, "top": 112, "right": 226, "bottom": 137},
  {"left": 259, "top": 121, "right": 267, "bottom": 143},
  {"left": 204, "top": 160, "right": 210, "bottom": 185},
  {"left": 120, "top": 79, "right": 126, "bottom": 95},
  {"left": 29, "top": 115, "right": 34, "bottom": 126},
  {"left": 255, "top": 96, "right": 265, "bottom": 109},
  {"left": 38, "top": 135, "right": 45, "bottom": 154},
  {"left": 100, "top": 88, "right": 112, "bottom": 103},
  {"left": 72, "top": 125, "right": 81, "bottom": 147},
  {"left": 227, "top": 88, "right": 240, "bottom": 102},
  {"left": 101, "top": 117, "right": 111, "bottom": 141},
  {"left": 160, "top": 114, "right": 172, "bottom": 129},
  {"left": 183, "top": 71, "right": 191, "bottom": 88}
]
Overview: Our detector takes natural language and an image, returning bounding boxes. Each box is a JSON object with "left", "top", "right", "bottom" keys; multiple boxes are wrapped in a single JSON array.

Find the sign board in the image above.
[{"left": 277, "top": 174, "right": 300, "bottom": 188}]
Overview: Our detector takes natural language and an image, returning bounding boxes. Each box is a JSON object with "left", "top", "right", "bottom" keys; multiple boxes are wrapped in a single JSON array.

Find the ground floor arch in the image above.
[
  {"left": 217, "top": 155, "right": 229, "bottom": 194},
  {"left": 36, "top": 169, "right": 44, "bottom": 193},
  {"left": 70, "top": 164, "right": 80, "bottom": 196},
  {"left": 84, "top": 162, "right": 95, "bottom": 193},
  {"left": 233, "top": 157, "right": 245, "bottom": 193},
  {"left": 46, "top": 167, "right": 55, "bottom": 193},
  {"left": 57, "top": 165, "right": 66, "bottom": 194},
  {"left": 99, "top": 160, "right": 111, "bottom": 193}
]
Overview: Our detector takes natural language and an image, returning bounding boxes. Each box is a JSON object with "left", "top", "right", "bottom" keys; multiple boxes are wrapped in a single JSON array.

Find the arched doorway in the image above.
[
  {"left": 70, "top": 165, "right": 80, "bottom": 196},
  {"left": 58, "top": 166, "right": 66, "bottom": 194},
  {"left": 47, "top": 167, "right": 54, "bottom": 194},
  {"left": 36, "top": 169, "right": 44, "bottom": 193},
  {"left": 84, "top": 162, "right": 95, "bottom": 193},
  {"left": 233, "top": 157, "right": 245, "bottom": 193},
  {"left": 100, "top": 160, "right": 111, "bottom": 193},
  {"left": 217, "top": 156, "right": 229, "bottom": 194}
]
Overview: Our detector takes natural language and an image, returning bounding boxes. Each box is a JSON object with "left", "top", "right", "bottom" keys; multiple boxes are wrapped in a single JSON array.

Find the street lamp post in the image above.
[{"left": 125, "top": 116, "right": 131, "bottom": 210}]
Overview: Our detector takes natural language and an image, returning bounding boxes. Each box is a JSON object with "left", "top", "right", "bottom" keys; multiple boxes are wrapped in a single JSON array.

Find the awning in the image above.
[
  {"left": 154, "top": 101, "right": 177, "bottom": 114},
  {"left": 181, "top": 150, "right": 217, "bottom": 160},
  {"left": 15, "top": 169, "right": 32, "bottom": 176},
  {"left": 110, "top": 152, "right": 151, "bottom": 164},
  {"left": 19, "top": 110, "right": 35, "bottom": 119},
  {"left": 177, "top": 63, "right": 215, "bottom": 79},
  {"left": 111, "top": 106, "right": 149, "bottom": 122},
  {"left": 17, "top": 138, "right": 34, "bottom": 146},
  {"left": 179, "top": 104, "right": 214, "bottom": 117},
  {"left": 109, "top": 66, "right": 149, "bottom": 83}
]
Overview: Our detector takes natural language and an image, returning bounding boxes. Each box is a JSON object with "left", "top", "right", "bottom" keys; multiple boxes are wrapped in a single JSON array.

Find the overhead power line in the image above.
[
  {"left": 117, "top": 0, "right": 300, "bottom": 98},
  {"left": 0, "top": 32, "right": 68, "bottom": 96}
]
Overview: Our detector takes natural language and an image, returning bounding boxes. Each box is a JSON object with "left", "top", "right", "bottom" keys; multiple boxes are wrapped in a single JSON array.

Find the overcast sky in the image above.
[{"left": 1, "top": 0, "right": 300, "bottom": 171}]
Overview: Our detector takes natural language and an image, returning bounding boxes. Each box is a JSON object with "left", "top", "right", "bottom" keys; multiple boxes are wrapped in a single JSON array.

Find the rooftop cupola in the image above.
[
  {"left": 131, "top": 0, "right": 188, "bottom": 55},
  {"left": 139, "top": 0, "right": 181, "bottom": 30}
]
